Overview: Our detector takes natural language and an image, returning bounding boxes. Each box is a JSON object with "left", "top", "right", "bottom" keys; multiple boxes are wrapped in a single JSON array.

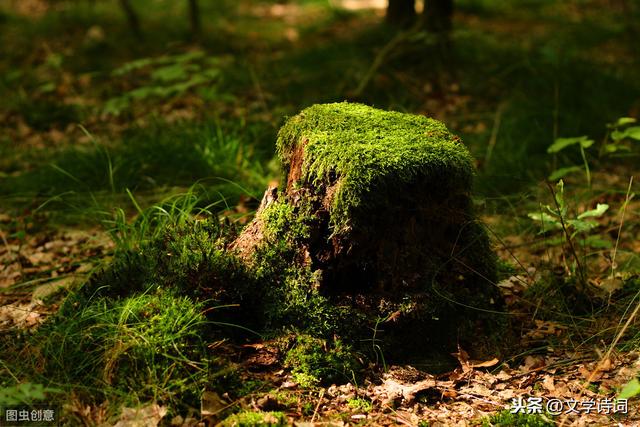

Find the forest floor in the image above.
[{"left": 1, "top": 0, "right": 640, "bottom": 425}]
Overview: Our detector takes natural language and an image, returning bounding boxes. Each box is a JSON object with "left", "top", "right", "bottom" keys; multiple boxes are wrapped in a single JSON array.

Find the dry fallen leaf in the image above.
[
  {"left": 201, "top": 390, "right": 226, "bottom": 416},
  {"left": 522, "top": 355, "right": 545, "bottom": 372},
  {"left": 470, "top": 358, "right": 500, "bottom": 369},
  {"left": 542, "top": 375, "right": 556, "bottom": 392},
  {"left": 113, "top": 403, "right": 166, "bottom": 427}
]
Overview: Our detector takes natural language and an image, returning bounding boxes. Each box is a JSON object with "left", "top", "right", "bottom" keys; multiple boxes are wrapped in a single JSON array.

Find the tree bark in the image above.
[
  {"left": 386, "top": 0, "right": 416, "bottom": 27},
  {"left": 423, "top": 0, "right": 454, "bottom": 34},
  {"left": 119, "top": 0, "right": 142, "bottom": 38},
  {"left": 188, "top": 0, "right": 201, "bottom": 36}
]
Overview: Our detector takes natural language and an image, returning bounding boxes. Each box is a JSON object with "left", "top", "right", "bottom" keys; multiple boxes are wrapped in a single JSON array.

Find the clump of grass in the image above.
[
  {"left": 98, "top": 185, "right": 228, "bottom": 253},
  {"left": 0, "top": 121, "right": 270, "bottom": 215},
  {"left": 23, "top": 287, "right": 235, "bottom": 418},
  {"left": 69, "top": 217, "right": 260, "bottom": 331}
]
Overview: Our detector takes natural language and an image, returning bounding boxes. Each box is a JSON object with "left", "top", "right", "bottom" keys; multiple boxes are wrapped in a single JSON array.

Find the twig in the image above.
[
  {"left": 0, "top": 228, "right": 12, "bottom": 262},
  {"left": 459, "top": 393, "right": 502, "bottom": 407},
  {"left": 610, "top": 176, "right": 634, "bottom": 279},
  {"left": 558, "top": 286, "right": 640, "bottom": 427},
  {"left": 382, "top": 406, "right": 414, "bottom": 427},
  {"left": 546, "top": 181, "right": 586, "bottom": 289},
  {"left": 353, "top": 27, "right": 415, "bottom": 97},
  {"left": 484, "top": 102, "right": 506, "bottom": 168},
  {"left": 310, "top": 388, "right": 325, "bottom": 423}
]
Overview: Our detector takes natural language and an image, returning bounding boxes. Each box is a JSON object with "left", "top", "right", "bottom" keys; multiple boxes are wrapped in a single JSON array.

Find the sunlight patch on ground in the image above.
[{"left": 331, "top": 0, "right": 386, "bottom": 10}]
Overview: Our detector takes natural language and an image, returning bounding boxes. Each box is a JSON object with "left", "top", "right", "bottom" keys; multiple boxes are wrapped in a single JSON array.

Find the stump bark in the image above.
[{"left": 233, "top": 103, "right": 504, "bottom": 361}]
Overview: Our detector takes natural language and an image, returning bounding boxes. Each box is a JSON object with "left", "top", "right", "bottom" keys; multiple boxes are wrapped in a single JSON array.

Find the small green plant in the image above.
[
  {"left": 283, "top": 335, "right": 360, "bottom": 388},
  {"left": 528, "top": 180, "right": 610, "bottom": 286},
  {"left": 548, "top": 135, "right": 594, "bottom": 186},
  {"left": 601, "top": 117, "right": 640, "bottom": 155},
  {"left": 0, "top": 383, "right": 59, "bottom": 406},
  {"left": 347, "top": 398, "right": 372, "bottom": 413},
  {"left": 528, "top": 180, "right": 609, "bottom": 241},
  {"left": 618, "top": 378, "right": 640, "bottom": 400},
  {"left": 548, "top": 117, "right": 639, "bottom": 185},
  {"left": 219, "top": 410, "right": 287, "bottom": 426},
  {"left": 104, "top": 50, "right": 234, "bottom": 115},
  {"left": 483, "top": 409, "right": 554, "bottom": 426}
]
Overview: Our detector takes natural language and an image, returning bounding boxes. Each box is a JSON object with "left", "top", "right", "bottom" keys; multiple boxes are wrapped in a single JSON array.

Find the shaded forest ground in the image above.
[{"left": 1, "top": 0, "right": 640, "bottom": 425}]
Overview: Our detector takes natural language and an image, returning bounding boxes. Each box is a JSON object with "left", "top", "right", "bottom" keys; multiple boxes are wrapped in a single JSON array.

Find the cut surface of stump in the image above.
[{"left": 233, "top": 102, "right": 504, "bottom": 362}]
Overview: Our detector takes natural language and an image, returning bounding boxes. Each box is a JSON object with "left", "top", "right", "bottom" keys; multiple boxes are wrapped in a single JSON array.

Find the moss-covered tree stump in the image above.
[
  {"left": 233, "top": 102, "right": 504, "bottom": 362},
  {"left": 36, "top": 103, "right": 506, "bottom": 408}
]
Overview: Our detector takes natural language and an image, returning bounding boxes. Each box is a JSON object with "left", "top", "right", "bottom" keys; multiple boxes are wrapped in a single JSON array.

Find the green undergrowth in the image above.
[
  {"left": 482, "top": 409, "right": 555, "bottom": 427},
  {"left": 41, "top": 290, "right": 224, "bottom": 407},
  {"left": 5, "top": 213, "right": 363, "bottom": 418},
  {"left": 2, "top": 219, "right": 257, "bottom": 421},
  {"left": 4, "top": 104, "right": 503, "bottom": 419},
  {"left": 283, "top": 335, "right": 360, "bottom": 388},
  {"left": 6, "top": 286, "right": 245, "bottom": 421},
  {"left": 68, "top": 219, "right": 257, "bottom": 323},
  {"left": 0, "top": 121, "right": 270, "bottom": 204},
  {"left": 219, "top": 410, "right": 287, "bottom": 427}
]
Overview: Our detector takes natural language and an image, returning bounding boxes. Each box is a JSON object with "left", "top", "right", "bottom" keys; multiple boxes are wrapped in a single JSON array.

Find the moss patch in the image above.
[
  {"left": 219, "top": 410, "right": 287, "bottom": 427},
  {"left": 276, "top": 102, "right": 475, "bottom": 234},
  {"left": 483, "top": 410, "right": 555, "bottom": 426},
  {"left": 283, "top": 334, "right": 360, "bottom": 387},
  {"left": 66, "top": 218, "right": 261, "bottom": 333}
]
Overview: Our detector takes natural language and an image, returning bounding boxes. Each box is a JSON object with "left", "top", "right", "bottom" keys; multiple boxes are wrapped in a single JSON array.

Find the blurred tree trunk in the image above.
[
  {"left": 188, "top": 0, "right": 201, "bottom": 35},
  {"left": 119, "top": 0, "right": 141, "bottom": 38},
  {"left": 386, "top": 0, "right": 415, "bottom": 27},
  {"left": 423, "top": 0, "right": 453, "bottom": 34}
]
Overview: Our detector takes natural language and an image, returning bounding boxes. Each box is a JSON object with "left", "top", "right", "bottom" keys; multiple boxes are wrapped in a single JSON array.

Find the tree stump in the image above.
[{"left": 233, "top": 103, "right": 504, "bottom": 361}]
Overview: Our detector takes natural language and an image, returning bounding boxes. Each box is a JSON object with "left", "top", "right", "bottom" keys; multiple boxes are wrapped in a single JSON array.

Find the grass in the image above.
[
  {"left": 1, "top": 287, "right": 239, "bottom": 421},
  {"left": 1, "top": 122, "right": 270, "bottom": 197},
  {"left": 219, "top": 410, "right": 287, "bottom": 426},
  {"left": 0, "top": 121, "right": 273, "bottom": 232}
]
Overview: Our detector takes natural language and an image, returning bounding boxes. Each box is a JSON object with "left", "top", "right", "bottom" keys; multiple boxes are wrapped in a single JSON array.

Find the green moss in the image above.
[
  {"left": 220, "top": 410, "right": 287, "bottom": 427},
  {"left": 347, "top": 398, "right": 372, "bottom": 413},
  {"left": 262, "top": 199, "right": 312, "bottom": 241},
  {"left": 262, "top": 104, "right": 502, "bottom": 362},
  {"left": 284, "top": 334, "right": 360, "bottom": 387},
  {"left": 483, "top": 410, "right": 554, "bottom": 427},
  {"left": 65, "top": 218, "right": 261, "bottom": 333},
  {"left": 251, "top": 199, "right": 363, "bottom": 337},
  {"left": 276, "top": 102, "right": 475, "bottom": 233}
]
